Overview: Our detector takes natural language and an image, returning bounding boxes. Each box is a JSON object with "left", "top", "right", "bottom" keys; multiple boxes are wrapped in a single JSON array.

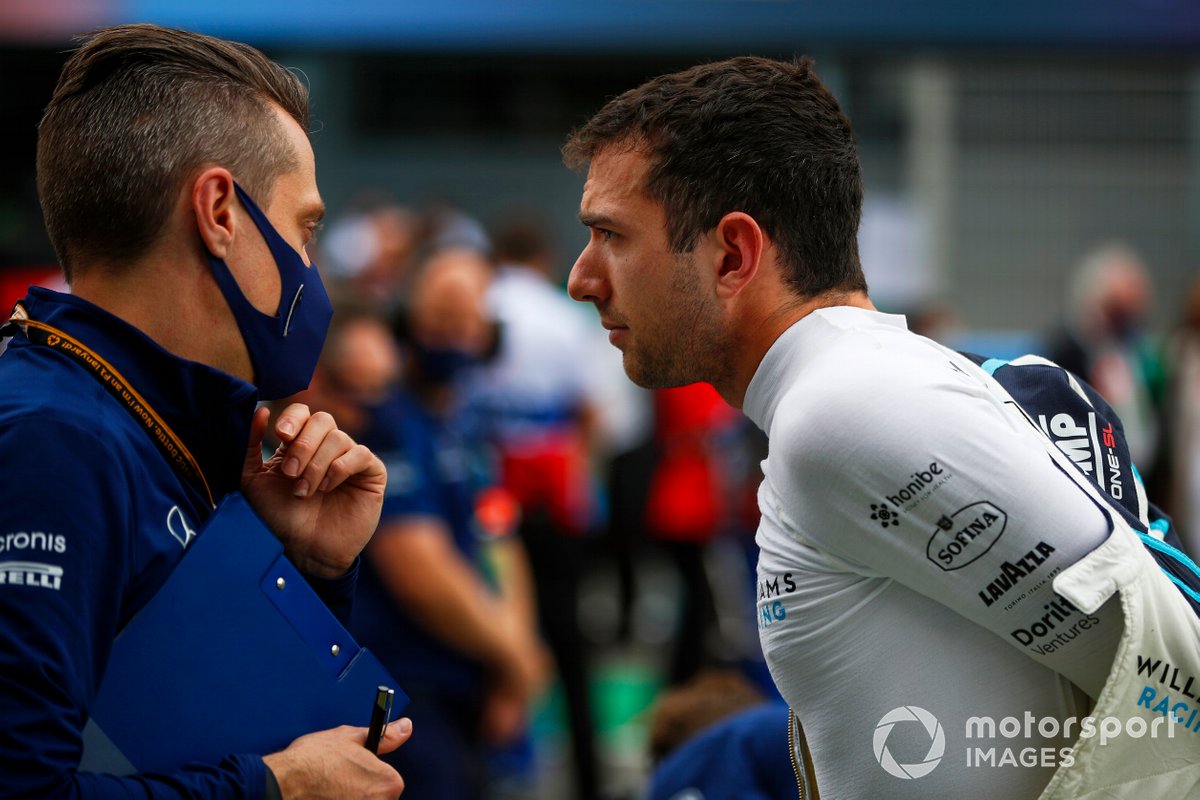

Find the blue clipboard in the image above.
[{"left": 79, "top": 493, "right": 407, "bottom": 774}]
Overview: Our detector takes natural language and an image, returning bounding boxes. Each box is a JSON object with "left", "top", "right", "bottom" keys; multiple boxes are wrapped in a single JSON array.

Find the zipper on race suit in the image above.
[{"left": 789, "top": 708, "right": 820, "bottom": 800}]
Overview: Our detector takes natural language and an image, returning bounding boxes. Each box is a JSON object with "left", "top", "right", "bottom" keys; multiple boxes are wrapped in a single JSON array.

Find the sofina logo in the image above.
[
  {"left": 873, "top": 706, "right": 945, "bottom": 779},
  {"left": 926, "top": 501, "right": 1008, "bottom": 571}
]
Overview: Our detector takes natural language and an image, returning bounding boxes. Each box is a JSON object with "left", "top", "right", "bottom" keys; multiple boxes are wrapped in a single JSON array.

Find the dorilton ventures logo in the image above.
[
  {"left": 1010, "top": 596, "right": 1103, "bottom": 656},
  {"left": 873, "top": 706, "right": 945, "bottom": 780},
  {"left": 926, "top": 501, "right": 1008, "bottom": 570}
]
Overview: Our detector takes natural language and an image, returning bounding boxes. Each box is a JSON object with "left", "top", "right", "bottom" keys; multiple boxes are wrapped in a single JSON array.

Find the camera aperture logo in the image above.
[{"left": 873, "top": 706, "right": 946, "bottom": 779}]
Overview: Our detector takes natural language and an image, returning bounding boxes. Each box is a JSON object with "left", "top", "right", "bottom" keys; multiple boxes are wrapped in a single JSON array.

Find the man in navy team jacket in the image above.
[{"left": 0, "top": 24, "right": 410, "bottom": 799}]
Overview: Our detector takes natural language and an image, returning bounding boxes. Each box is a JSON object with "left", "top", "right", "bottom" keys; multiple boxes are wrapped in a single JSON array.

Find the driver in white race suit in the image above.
[{"left": 562, "top": 55, "right": 1200, "bottom": 798}]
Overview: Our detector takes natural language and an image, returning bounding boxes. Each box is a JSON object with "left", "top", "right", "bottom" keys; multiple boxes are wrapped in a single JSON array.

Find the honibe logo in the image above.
[
  {"left": 869, "top": 502, "right": 899, "bottom": 528},
  {"left": 873, "top": 706, "right": 945, "bottom": 779}
]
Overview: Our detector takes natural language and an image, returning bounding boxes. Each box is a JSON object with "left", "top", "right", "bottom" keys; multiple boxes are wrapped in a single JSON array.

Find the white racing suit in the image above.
[{"left": 745, "top": 307, "right": 1200, "bottom": 799}]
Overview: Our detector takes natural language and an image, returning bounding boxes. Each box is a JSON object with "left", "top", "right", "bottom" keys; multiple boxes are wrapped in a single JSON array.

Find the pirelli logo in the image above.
[{"left": 0, "top": 561, "right": 63, "bottom": 591}]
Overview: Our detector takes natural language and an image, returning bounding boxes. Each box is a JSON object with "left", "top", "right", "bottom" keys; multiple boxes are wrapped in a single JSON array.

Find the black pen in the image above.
[{"left": 364, "top": 685, "right": 394, "bottom": 754}]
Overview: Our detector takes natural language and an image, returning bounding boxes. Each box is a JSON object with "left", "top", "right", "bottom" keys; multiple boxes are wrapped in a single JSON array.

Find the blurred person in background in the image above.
[
  {"left": 301, "top": 294, "right": 404, "bottom": 438},
  {"left": 463, "top": 216, "right": 604, "bottom": 800},
  {"left": 1160, "top": 275, "right": 1200, "bottom": 554},
  {"left": 642, "top": 382, "right": 741, "bottom": 685},
  {"left": 319, "top": 198, "right": 421, "bottom": 311},
  {"left": 306, "top": 249, "right": 547, "bottom": 800},
  {"left": 1045, "top": 242, "right": 1166, "bottom": 470},
  {"left": 906, "top": 299, "right": 963, "bottom": 347},
  {"left": 645, "top": 670, "right": 793, "bottom": 800}
]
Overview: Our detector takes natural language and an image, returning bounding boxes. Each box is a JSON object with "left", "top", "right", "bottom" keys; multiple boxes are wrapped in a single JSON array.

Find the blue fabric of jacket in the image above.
[
  {"left": 0, "top": 287, "right": 353, "bottom": 798},
  {"left": 648, "top": 703, "right": 796, "bottom": 800}
]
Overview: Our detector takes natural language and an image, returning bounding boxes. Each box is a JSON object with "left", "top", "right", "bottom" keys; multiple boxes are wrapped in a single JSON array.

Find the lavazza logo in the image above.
[{"left": 977, "top": 540, "right": 1057, "bottom": 609}]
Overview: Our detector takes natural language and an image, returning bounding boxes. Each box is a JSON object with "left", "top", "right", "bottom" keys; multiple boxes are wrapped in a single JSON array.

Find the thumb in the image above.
[
  {"left": 375, "top": 717, "right": 413, "bottom": 756},
  {"left": 242, "top": 406, "right": 271, "bottom": 475}
]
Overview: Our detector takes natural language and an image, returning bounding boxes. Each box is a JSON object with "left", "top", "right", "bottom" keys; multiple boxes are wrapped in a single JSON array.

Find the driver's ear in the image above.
[{"left": 712, "top": 212, "right": 764, "bottom": 300}]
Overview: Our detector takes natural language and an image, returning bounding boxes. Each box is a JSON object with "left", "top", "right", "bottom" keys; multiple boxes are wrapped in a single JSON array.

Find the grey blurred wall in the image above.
[{"left": 275, "top": 50, "right": 1200, "bottom": 338}]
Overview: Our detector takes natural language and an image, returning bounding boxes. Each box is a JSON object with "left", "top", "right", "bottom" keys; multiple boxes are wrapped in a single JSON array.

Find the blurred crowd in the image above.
[
  {"left": 280, "top": 197, "right": 775, "bottom": 800},
  {"left": 5, "top": 193, "right": 1199, "bottom": 799}
]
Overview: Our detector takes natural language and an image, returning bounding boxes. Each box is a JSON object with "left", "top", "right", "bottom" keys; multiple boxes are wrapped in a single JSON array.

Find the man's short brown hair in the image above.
[
  {"left": 564, "top": 56, "right": 866, "bottom": 299},
  {"left": 36, "top": 24, "right": 310, "bottom": 278}
]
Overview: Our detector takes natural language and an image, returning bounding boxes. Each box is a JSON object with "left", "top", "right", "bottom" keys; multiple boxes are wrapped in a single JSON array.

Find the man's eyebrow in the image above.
[{"left": 579, "top": 212, "right": 616, "bottom": 228}]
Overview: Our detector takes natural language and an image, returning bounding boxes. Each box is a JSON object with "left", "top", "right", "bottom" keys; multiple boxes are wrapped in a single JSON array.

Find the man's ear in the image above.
[
  {"left": 712, "top": 211, "right": 764, "bottom": 299},
  {"left": 192, "top": 168, "right": 237, "bottom": 259}
]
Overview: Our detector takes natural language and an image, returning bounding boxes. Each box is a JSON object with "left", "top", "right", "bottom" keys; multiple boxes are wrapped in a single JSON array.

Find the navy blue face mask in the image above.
[{"left": 207, "top": 183, "right": 333, "bottom": 400}]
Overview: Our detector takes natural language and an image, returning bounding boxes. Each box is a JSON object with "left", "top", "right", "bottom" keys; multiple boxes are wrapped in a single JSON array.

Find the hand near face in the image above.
[{"left": 241, "top": 404, "right": 386, "bottom": 578}]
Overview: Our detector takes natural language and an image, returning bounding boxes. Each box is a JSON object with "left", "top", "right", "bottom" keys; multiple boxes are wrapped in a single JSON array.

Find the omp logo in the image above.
[
  {"left": 1039, "top": 413, "right": 1097, "bottom": 478},
  {"left": 0, "top": 561, "right": 63, "bottom": 591},
  {"left": 926, "top": 501, "right": 1008, "bottom": 571},
  {"left": 873, "top": 706, "right": 945, "bottom": 779},
  {"left": 167, "top": 506, "right": 196, "bottom": 549},
  {"left": 1037, "top": 412, "right": 1125, "bottom": 502}
]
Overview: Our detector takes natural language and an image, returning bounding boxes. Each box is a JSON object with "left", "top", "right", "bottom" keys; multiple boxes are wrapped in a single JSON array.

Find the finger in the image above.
[
  {"left": 278, "top": 410, "right": 336, "bottom": 481},
  {"left": 296, "top": 428, "right": 355, "bottom": 497},
  {"left": 375, "top": 717, "right": 413, "bottom": 756},
  {"left": 272, "top": 403, "right": 313, "bottom": 444},
  {"left": 242, "top": 406, "right": 271, "bottom": 473},
  {"left": 318, "top": 444, "right": 386, "bottom": 494}
]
